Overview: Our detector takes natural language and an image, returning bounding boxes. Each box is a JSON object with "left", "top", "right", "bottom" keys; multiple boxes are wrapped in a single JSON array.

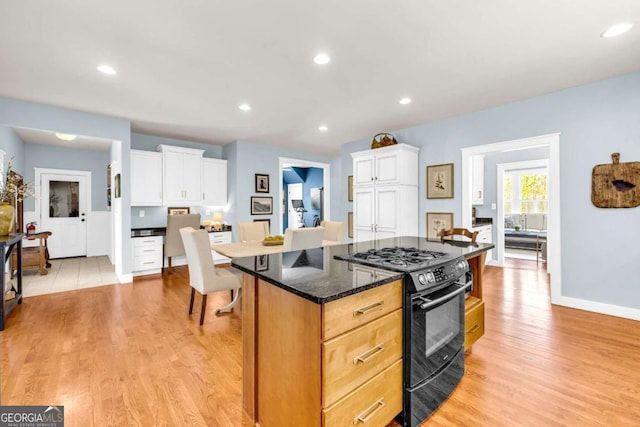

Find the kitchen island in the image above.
[{"left": 232, "top": 236, "right": 493, "bottom": 427}]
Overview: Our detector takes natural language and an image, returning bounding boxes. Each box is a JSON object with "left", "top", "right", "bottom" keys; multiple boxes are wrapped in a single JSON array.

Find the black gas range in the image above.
[{"left": 335, "top": 246, "right": 471, "bottom": 427}]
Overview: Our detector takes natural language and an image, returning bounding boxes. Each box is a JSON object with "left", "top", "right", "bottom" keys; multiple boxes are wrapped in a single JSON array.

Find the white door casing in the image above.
[{"left": 36, "top": 168, "right": 90, "bottom": 258}]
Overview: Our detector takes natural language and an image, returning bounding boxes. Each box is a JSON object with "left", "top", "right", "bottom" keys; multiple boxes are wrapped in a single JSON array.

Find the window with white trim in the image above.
[{"left": 503, "top": 168, "right": 548, "bottom": 214}]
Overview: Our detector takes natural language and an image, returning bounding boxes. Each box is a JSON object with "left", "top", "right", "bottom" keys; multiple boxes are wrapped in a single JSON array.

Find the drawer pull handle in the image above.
[
  {"left": 143, "top": 262, "right": 156, "bottom": 265},
  {"left": 353, "top": 301, "right": 384, "bottom": 316},
  {"left": 353, "top": 398, "right": 385, "bottom": 424},
  {"left": 467, "top": 324, "right": 480, "bottom": 334},
  {"left": 353, "top": 344, "right": 384, "bottom": 365},
  {"left": 143, "top": 249, "right": 155, "bottom": 252}
]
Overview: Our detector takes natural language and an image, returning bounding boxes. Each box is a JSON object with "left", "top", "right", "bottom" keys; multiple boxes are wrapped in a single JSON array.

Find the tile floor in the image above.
[{"left": 15, "top": 256, "right": 120, "bottom": 298}]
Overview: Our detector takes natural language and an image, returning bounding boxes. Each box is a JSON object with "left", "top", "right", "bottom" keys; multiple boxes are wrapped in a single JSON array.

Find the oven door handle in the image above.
[{"left": 417, "top": 285, "right": 466, "bottom": 310}]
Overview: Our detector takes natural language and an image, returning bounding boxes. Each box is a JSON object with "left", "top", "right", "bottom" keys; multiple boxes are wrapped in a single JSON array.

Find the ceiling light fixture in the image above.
[
  {"left": 601, "top": 22, "right": 633, "bottom": 38},
  {"left": 318, "top": 125, "right": 328, "bottom": 132},
  {"left": 239, "top": 104, "right": 251, "bottom": 111},
  {"left": 56, "top": 133, "right": 77, "bottom": 141},
  {"left": 313, "top": 53, "right": 330, "bottom": 65},
  {"left": 97, "top": 64, "right": 117, "bottom": 75},
  {"left": 399, "top": 97, "right": 412, "bottom": 105}
]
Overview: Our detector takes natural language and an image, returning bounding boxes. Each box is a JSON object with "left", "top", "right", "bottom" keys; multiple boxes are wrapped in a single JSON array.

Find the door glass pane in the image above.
[{"left": 49, "top": 181, "right": 79, "bottom": 218}]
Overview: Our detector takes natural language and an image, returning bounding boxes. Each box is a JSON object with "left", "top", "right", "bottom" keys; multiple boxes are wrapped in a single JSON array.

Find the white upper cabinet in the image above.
[
  {"left": 202, "top": 157, "right": 228, "bottom": 206},
  {"left": 131, "top": 150, "right": 163, "bottom": 206},
  {"left": 471, "top": 154, "right": 485, "bottom": 205},
  {"left": 352, "top": 143, "right": 419, "bottom": 187},
  {"left": 157, "top": 145, "right": 204, "bottom": 206}
]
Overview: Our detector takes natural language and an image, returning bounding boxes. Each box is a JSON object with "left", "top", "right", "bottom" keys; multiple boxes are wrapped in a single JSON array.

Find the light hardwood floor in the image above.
[{"left": 1, "top": 260, "right": 639, "bottom": 426}]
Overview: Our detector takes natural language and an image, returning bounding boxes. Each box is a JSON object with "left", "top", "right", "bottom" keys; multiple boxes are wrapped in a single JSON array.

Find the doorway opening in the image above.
[
  {"left": 278, "top": 158, "right": 330, "bottom": 235},
  {"left": 461, "top": 133, "right": 562, "bottom": 304}
]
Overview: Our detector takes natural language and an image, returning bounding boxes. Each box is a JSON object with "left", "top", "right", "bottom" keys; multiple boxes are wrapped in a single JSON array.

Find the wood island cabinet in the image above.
[{"left": 244, "top": 278, "right": 404, "bottom": 427}]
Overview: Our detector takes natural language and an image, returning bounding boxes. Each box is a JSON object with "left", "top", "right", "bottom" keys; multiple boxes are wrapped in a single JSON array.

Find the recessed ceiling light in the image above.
[
  {"left": 239, "top": 104, "right": 251, "bottom": 111},
  {"left": 56, "top": 133, "right": 77, "bottom": 141},
  {"left": 313, "top": 53, "right": 330, "bottom": 65},
  {"left": 601, "top": 22, "right": 633, "bottom": 38},
  {"left": 318, "top": 125, "right": 328, "bottom": 132},
  {"left": 399, "top": 97, "right": 412, "bottom": 105},
  {"left": 97, "top": 64, "right": 117, "bottom": 75}
]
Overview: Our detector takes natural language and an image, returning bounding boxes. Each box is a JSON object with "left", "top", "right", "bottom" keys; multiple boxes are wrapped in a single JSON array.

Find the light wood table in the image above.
[{"left": 212, "top": 240, "right": 340, "bottom": 258}]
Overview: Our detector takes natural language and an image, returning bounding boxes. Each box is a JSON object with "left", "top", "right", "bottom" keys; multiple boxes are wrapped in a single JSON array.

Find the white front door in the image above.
[{"left": 40, "top": 171, "right": 88, "bottom": 258}]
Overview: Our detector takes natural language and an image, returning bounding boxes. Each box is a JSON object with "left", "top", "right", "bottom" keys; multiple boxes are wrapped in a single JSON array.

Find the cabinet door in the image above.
[
  {"left": 182, "top": 153, "right": 203, "bottom": 203},
  {"left": 374, "top": 151, "right": 400, "bottom": 185},
  {"left": 353, "top": 155, "right": 374, "bottom": 186},
  {"left": 131, "top": 150, "right": 162, "bottom": 206},
  {"left": 202, "top": 158, "right": 228, "bottom": 206},
  {"left": 471, "top": 155, "right": 485, "bottom": 205},
  {"left": 163, "top": 151, "right": 184, "bottom": 203},
  {"left": 375, "top": 187, "right": 399, "bottom": 238},
  {"left": 353, "top": 187, "right": 375, "bottom": 242}
]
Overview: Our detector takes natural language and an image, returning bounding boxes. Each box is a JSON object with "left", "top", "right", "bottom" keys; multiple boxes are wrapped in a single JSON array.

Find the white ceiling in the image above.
[{"left": 1, "top": 1, "right": 639, "bottom": 156}]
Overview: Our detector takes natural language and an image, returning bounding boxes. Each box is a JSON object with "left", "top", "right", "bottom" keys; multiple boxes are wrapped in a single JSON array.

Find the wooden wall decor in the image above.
[{"left": 591, "top": 153, "right": 640, "bottom": 208}]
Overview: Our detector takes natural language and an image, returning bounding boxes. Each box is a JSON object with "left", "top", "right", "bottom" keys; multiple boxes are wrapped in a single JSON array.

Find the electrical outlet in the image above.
[
  {"left": 139, "top": 210, "right": 145, "bottom": 217},
  {"left": 491, "top": 203, "right": 497, "bottom": 210},
  {"left": 205, "top": 209, "right": 211, "bottom": 215}
]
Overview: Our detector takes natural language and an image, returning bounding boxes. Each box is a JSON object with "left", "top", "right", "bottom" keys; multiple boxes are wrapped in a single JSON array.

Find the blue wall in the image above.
[
  {"left": 0, "top": 126, "right": 26, "bottom": 177},
  {"left": 24, "top": 143, "right": 111, "bottom": 211},
  {"left": 301, "top": 167, "right": 323, "bottom": 227},
  {"left": 340, "top": 72, "right": 640, "bottom": 310}
]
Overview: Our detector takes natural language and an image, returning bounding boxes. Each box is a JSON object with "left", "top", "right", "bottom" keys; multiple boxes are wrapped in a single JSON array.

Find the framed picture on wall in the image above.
[
  {"left": 348, "top": 212, "right": 353, "bottom": 238},
  {"left": 426, "top": 163, "right": 454, "bottom": 199},
  {"left": 255, "top": 174, "right": 269, "bottom": 193},
  {"left": 426, "top": 212, "right": 453, "bottom": 239},
  {"left": 348, "top": 175, "right": 353, "bottom": 202},
  {"left": 251, "top": 196, "right": 273, "bottom": 215},
  {"left": 168, "top": 207, "right": 191, "bottom": 215}
]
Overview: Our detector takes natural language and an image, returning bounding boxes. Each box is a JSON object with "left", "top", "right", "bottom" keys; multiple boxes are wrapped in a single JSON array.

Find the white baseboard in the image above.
[
  {"left": 117, "top": 272, "right": 134, "bottom": 284},
  {"left": 554, "top": 296, "right": 640, "bottom": 321}
]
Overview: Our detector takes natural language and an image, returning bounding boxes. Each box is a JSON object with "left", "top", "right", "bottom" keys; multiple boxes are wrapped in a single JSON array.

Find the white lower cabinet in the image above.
[
  {"left": 473, "top": 224, "right": 492, "bottom": 264},
  {"left": 132, "top": 236, "right": 163, "bottom": 276},
  {"left": 209, "top": 231, "right": 232, "bottom": 264},
  {"left": 353, "top": 186, "right": 418, "bottom": 242}
]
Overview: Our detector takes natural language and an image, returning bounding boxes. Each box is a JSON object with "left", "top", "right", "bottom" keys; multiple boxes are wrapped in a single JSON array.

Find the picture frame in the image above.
[
  {"left": 426, "top": 163, "right": 454, "bottom": 199},
  {"left": 251, "top": 196, "right": 273, "bottom": 215},
  {"left": 253, "top": 218, "right": 271, "bottom": 234},
  {"left": 168, "top": 207, "right": 191, "bottom": 215},
  {"left": 255, "top": 254, "right": 269, "bottom": 272},
  {"left": 255, "top": 174, "right": 269, "bottom": 193},
  {"left": 426, "top": 212, "right": 453, "bottom": 239},
  {"left": 348, "top": 175, "right": 353, "bottom": 202},
  {"left": 348, "top": 212, "right": 353, "bottom": 238}
]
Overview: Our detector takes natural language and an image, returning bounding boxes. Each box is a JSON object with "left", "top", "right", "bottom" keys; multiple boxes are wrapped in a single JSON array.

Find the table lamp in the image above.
[{"left": 212, "top": 213, "right": 223, "bottom": 231}]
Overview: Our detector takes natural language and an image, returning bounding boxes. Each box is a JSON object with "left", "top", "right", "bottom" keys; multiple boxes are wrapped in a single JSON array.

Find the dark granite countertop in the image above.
[
  {"left": 472, "top": 217, "right": 493, "bottom": 227},
  {"left": 231, "top": 236, "right": 494, "bottom": 304},
  {"left": 131, "top": 226, "right": 232, "bottom": 238}
]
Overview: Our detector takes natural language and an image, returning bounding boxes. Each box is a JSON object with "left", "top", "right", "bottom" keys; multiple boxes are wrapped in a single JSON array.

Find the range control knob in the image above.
[
  {"left": 426, "top": 271, "right": 436, "bottom": 283},
  {"left": 418, "top": 274, "right": 427, "bottom": 285}
]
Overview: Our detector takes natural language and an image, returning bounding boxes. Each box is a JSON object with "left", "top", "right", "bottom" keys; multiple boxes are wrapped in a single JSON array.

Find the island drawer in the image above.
[
  {"left": 322, "top": 309, "right": 402, "bottom": 407},
  {"left": 322, "top": 279, "right": 402, "bottom": 340},
  {"left": 323, "top": 359, "right": 402, "bottom": 426},
  {"left": 464, "top": 298, "right": 485, "bottom": 350}
]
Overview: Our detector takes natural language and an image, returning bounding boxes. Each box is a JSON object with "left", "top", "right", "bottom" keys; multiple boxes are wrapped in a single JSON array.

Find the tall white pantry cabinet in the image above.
[{"left": 352, "top": 144, "right": 419, "bottom": 242}]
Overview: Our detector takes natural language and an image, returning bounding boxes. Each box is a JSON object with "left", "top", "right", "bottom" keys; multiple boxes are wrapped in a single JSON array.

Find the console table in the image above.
[{"left": 1, "top": 233, "right": 24, "bottom": 331}]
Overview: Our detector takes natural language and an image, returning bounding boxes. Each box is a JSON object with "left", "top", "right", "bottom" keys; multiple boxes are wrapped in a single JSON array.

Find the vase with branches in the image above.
[{"left": 0, "top": 158, "right": 35, "bottom": 235}]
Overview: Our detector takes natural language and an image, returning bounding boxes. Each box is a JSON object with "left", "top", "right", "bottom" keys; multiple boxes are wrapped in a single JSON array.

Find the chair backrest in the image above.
[
  {"left": 319, "top": 221, "right": 346, "bottom": 243},
  {"left": 238, "top": 221, "right": 269, "bottom": 242},
  {"left": 179, "top": 227, "right": 220, "bottom": 293},
  {"left": 165, "top": 214, "right": 201, "bottom": 257},
  {"left": 440, "top": 227, "right": 478, "bottom": 243},
  {"left": 283, "top": 227, "right": 325, "bottom": 251}
]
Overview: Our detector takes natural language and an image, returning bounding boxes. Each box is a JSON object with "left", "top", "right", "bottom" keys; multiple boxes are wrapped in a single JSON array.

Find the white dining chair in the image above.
[
  {"left": 282, "top": 227, "right": 325, "bottom": 251},
  {"left": 319, "top": 220, "right": 346, "bottom": 244},
  {"left": 237, "top": 221, "right": 269, "bottom": 242},
  {"left": 179, "top": 227, "right": 242, "bottom": 325},
  {"left": 165, "top": 213, "right": 201, "bottom": 270}
]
